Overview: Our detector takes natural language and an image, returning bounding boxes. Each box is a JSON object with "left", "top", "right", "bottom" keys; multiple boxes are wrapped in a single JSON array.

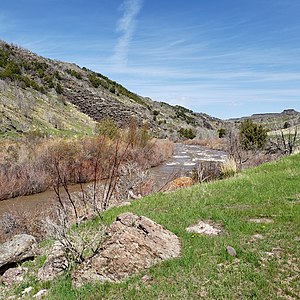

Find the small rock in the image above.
[
  {"left": 1, "top": 267, "right": 28, "bottom": 286},
  {"left": 33, "top": 289, "right": 48, "bottom": 299},
  {"left": 141, "top": 274, "right": 152, "bottom": 282},
  {"left": 226, "top": 246, "right": 237, "bottom": 257},
  {"left": 21, "top": 286, "right": 33, "bottom": 295}
]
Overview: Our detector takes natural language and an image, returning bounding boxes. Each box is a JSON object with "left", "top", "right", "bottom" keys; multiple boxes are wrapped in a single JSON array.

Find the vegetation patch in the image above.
[{"left": 1, "top": 152, "right": 299, "bottom": 299}]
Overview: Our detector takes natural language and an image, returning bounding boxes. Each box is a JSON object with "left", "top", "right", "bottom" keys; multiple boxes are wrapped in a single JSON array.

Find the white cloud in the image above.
[{"left": 112, "top": 0, "right": 143, "bottom": 66}]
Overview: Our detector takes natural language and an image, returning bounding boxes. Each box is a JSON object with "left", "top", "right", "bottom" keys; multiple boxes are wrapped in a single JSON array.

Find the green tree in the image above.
[
  {"left": 218, "top": 128, "right": 226, "bottom": 138},
  {"left": 240, "top": 119, "right": 267, "bottom": 150},
  {"left": 178, "top": 128, "right": 196, "bottom": 139}
]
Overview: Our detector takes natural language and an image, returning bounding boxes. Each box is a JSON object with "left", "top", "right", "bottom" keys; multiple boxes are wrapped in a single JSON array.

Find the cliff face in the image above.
[{"left": 0, "top": 40, "right": 223, "bottom": 139}]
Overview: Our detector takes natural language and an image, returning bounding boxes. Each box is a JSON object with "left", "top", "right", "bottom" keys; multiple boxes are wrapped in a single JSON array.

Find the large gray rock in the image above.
[
  {"left": 73, "top": 212, "right": 180, "bottom": 287},
  {"left": 1, "top": 266, "right": 28, "bottom": 286},
  {"left": 0, "top": 234, "right": 39, "bottom": 270},
  {"left": 38, "top": 241, "right": 69, "bottom": 281}
]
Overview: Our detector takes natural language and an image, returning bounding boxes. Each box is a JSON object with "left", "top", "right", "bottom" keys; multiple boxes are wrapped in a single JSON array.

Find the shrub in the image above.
[
  {"left": 178, "top": 128, "right": 196, "bottom": 139},
  {"left": 218, "top": 128, "right": 226, "bottom": 138},
  {"left": 192, "top": 161, "right": 221, "bottom": 182},
  {"left": 66, "top": 68, "right": 82, "bottom": 79},
  {"left": 96, "top": 118, "right": 120, "bottom": 139},
  {"left": 55, "top": 83, "right": 63, "bottom": 94},
  {"left": 240, "top": 119, "right": 267, "bottom": 150},
  {"left": 88, "top": 73, "right": 102, "bottom": 88}
]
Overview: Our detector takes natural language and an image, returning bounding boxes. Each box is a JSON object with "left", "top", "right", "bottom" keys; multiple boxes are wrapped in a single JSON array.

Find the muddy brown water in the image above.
[{"left": 0, "top": 144, "right": 226, "bottom": 218}]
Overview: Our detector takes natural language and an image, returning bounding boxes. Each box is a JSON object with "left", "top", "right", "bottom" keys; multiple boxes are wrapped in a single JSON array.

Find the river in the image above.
[{"left": 0, "top": 144, "right": 226, "bottom": 218}]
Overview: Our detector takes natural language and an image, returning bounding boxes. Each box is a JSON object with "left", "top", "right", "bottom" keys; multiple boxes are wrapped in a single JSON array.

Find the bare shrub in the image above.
[
  {"left": 0, "top": 126, "right": 173, "bottom": 201},
  {"left": 148, "top": 139, "right": 174, "bottom": 167},
  {"left": 0, "top": 208, "right": 45, "bottom": 243},
  {"left": 267, "top": 126, "right": 299, "bottom": 155},
  {"left": 114, "top": 162, "right": 153, "bottom": 202},
  {"left": 192, "top": 161, "right": 222, "bottom": 183},
  {"left": 44, "top": 207, "right": 107, "bottom": 264}
]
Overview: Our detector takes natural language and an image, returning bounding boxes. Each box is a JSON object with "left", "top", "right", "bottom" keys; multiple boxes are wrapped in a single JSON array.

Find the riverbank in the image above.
[
  {"left": 0, "top": 134, "right": 174, "bottom": 201},
  {"left": 0, "top": 143, "right": 226, "bottom": 217},
  {"left": 1, "top": 151, "right": 299, "bottom": 299}
]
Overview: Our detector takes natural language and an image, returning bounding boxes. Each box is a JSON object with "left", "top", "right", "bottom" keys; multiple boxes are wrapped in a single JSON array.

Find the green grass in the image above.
[{"left": 6, "top": 154, "right": 300, "bottom": 299}]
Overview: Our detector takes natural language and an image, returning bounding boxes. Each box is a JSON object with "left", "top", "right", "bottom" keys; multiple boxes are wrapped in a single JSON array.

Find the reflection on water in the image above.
[{"left": 0, "top": 144, "right": 226, "bottom": 217}]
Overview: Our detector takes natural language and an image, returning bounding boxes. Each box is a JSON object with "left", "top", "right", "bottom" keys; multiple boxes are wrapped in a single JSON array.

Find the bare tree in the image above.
[{"left": 267, "top": 126, "right": 298, "bottom": 155}]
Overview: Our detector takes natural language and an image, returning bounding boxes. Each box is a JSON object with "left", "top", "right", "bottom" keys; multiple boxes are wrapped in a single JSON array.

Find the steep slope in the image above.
[{"left": 0, "top": 40, "right": 223, "bottom": 139}]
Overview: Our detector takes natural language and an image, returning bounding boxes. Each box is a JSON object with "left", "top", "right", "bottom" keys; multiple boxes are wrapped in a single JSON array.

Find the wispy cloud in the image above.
[
  {"left": 112, "top": 0, "right": 143, "bottom": 67},
  {"left": 0, "top": 13, "right": 16, "bottom": 34}
]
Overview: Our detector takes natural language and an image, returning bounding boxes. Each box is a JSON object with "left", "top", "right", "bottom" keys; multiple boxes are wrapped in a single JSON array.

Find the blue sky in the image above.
[{"left": 0, "top": 0, "right": 300, "bottom": 119}]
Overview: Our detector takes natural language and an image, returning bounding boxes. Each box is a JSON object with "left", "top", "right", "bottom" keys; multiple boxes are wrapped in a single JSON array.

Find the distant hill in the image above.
[
  {"left": 228, "top": 109, "right": 300, "bottom": 131},
  {"left": 0, "top": 40, "right": 223, "bottom": 140}
]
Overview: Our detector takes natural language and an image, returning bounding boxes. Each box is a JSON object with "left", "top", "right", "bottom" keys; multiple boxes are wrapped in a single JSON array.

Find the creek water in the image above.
[{"left": 0, "top": 144, "right": 226, "bottom": 218}]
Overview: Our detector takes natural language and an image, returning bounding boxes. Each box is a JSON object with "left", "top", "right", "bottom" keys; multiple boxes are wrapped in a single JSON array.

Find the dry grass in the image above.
[
  {"left": 0, "top": 135, "right": 174, "bottom": 201},
  {"left": 220, "top": 158, "right": 237, "bottom": 178}
]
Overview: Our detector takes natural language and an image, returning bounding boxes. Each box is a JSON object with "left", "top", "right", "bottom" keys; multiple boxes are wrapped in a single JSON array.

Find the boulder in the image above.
[
  {"left": 73, "top": 212, "right": 180, "bottom": 287},
  {"left": 1, "top": 266, "right": 28, "bottom": 286},
  {"left": 0, "top": 234, "right": 39, "bottom": 273},
  {"left": 38, "top": 241, "right": 69, "bottom": 281}
]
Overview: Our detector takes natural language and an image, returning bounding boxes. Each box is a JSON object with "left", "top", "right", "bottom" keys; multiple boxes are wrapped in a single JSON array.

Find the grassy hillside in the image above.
[
  {"left": 4, "top": 153, "right": 300, "bottom": 299},
  {"left": 0, "top": 40, "right": 223, "bottom": 140}
]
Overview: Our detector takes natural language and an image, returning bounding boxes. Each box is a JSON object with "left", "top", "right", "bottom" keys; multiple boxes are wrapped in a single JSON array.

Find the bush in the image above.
[
  {"left": 240, "top": 119, "right": 267, "bottom": 150},
  {"left": 66, "top": 68, "right": 82, "bottom": 79},
  {"left": 55, "top": 83, "right": 63, "bottom": 94},
  {"left": 88, "top": 73, "right": 102, "bottom": 88},
  {"left": 178, "top": 128, "right": 196, "bottom": 139},
  {"left": 0, "top": 61, "right": 21, "bottom": 79},
  {"left": 96, "top": 118, "right": 120, "bottom": 139},
  {"left": 218, "top": 128, "right": 226, "bottom": 138}
]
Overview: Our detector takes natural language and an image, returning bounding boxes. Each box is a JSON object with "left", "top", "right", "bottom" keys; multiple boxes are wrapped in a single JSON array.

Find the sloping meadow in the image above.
[{"left": 2, "top": 152, "right": 300, "bottom": 299}]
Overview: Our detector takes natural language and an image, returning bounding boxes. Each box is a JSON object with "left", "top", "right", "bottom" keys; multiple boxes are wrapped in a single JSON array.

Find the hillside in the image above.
[{"left": 0, "top": 41, "right": 223, "bottom": 140}]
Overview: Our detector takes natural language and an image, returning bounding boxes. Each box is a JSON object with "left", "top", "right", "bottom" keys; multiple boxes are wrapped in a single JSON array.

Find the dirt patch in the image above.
[
  {"left": 249, "top": 218, "right": 274, "bottom": 223},
  {"left": 186, "top": 221, "right": 222, "bottom": 236}
]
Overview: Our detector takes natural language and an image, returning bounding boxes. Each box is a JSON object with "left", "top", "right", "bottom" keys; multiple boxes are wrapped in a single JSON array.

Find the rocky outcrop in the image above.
[
  {"left": 38, "top": 241, "right": 69, "bottom": 281},
  {"left": 72, "top": 212, "right": 180, "bottom": 287},
  {"left": 0, "top": 234, "right": 39, "bottom": 274},
  {"left": 63, "top": 82, "right": 136, "bottom": 127}
]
